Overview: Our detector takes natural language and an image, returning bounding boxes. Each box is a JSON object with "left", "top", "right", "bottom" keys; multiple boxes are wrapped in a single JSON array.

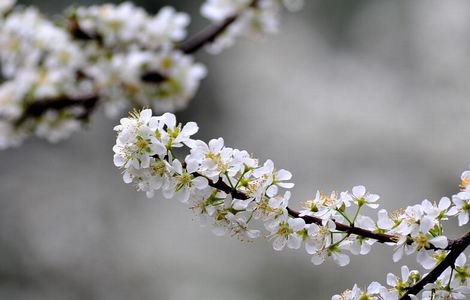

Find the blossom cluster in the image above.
[
  {"left": 333, "top": 258, "right": 470, "bottom": 300},
  {"left": 113, "top": 109, "right": 469, "bottom": 299},
  {"left": 0, "top": 0, "right": 303, "bottom": 149}
]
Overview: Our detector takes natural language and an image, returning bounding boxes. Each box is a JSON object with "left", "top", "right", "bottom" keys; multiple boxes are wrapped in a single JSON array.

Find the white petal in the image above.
[
  {"left": 311, "top": 254, "right": 325, "bottom": 265},
  {"left": 123, "top": 171, "right": 133, "bottom": 184},
  {"left": 393, "top": 247, "right": 403, "bottom": 262},
  {"left": 439, "top": 197, "right": 451, "bottom": 210},
  {"left": 420, "top": 216, "right": 434, "bottom": 233},
  {"left": 172, "top": 159, "right": 183, "bottom": 174},
  {"left": 401, "top": 265, "right": 410, "bottom": 281},
  {"left": 367, "top": 281, "right": 383, "bottom": 294},
  {"left": 185, "top": 159, "right": 199, "bottom": 174},
  {"left": 140, "top": 109, "right": 152, "bottom": 122},
  {"left": 174, "top": 188, "right": 190, "bottom": 203},
  {"left": 387, "top": 273, "right": 397, "bottom": 287},
  {"left": 360, "top": 242, "right": 372, "bottom": 255},
  {"left": 272, "top": 236, "right": 287, "bottom": 251},
  {"left": 352, "top": 185, "right": 366, "bottom": 198},
  {"left": 161, "top": 113, "right": 176, "bottom": 128},
  {"left": 193, "top": 177, "right": 208, "bottom": 189},
  {"left": 209, "top": 137, "right": 224, "bottom": 152},
  {"left": 232, "top": 199, "right": 251, "bottom": 210},
  {"left": 276, "top": 169, "right": 292, "bottom": 181},
  {"left": 266, "top": 185, "right": 278, "bottom": 197},
  {"left": 289, "top": 218, "right": 306, "bottom": 231},
  {"left": 305, "top": 241, "right": 318, "bottom": 255},
  {"left": 287, "top": 234, "right": 302, "bottom": 249},
  {"left": 113, "top": 154, "right": 126, "bottom": 167},
  {"left": 458, "top": 212, "right": 469, "bottom": 226},
  {"left": 366, "top": 194, "right": 380, "bottom": 203},
  {"left": 417, "top": 250, "right": 436, "bottom": 270},
  {"left": 332, "top": 252, "right": 350, "bottom": 267},
  {"left": 181, "top": 122, "right": 198, "bottom": 136},
  {"left": 278, "top": 182, "right": 295, "bottom": 189},
  {"left": 429, "top": 236, "right": 448, "bottom": 249}
]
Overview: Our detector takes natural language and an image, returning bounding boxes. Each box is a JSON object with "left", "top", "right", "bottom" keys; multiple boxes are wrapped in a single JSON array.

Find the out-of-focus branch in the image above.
[
  {"left": 68, "top": 18, "right": 103, "bottom": 43},
  {"left": 400, "top": 231, "right": 470, "bottom": 300},
  {"left": 14, "top": 2, "right": 257, "bottom": 123},
  {"left": 14, "top": 94, "right": 98, "bottom": 126}
]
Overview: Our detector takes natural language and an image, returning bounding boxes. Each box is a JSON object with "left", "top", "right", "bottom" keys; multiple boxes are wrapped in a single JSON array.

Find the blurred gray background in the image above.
[{"left": 1, "top": 0, "right": 470, "bottom": 299}]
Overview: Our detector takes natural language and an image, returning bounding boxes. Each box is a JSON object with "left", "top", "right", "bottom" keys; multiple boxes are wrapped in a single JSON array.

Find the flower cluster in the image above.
[
  {"left": 201, "top": 0, "right": 304, "bottom": 54},
  {"left": 0, "top": 2, "right": 92, "bottom": 146},
  {"left": 72, "top": 3, "right": 207, "bottom": 116},
  {"left": 334, "top": 258, "right": 470, "bottom": 300},
  {"left": 0, "top": 0, "right": 303, "bottom": 149},
  {"left": 114, "top": 109, "right": 469, "bottom": 299}
]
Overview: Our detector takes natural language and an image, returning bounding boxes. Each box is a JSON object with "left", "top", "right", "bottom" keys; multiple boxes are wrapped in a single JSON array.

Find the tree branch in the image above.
[
  {"left": 14, "top": 94, "right": 98, "bottom": 126},
  {"left": 13, "top": 2, "right": 257, "bottom": 122},
  {"left": 202, "top": 172, "right": 470, "bottom": 297},
  {"left": 177, "top": 0, "right": 257, "bottom": 54},
  {"left": 400, "top": 231, "right": 470, "bottom": 299},
  {"left": 198, "top": 172, "right": 456, "bottom": 250}
]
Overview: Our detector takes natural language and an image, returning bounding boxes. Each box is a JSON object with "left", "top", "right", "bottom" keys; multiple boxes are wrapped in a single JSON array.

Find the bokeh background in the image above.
[{"left": 1, "top": 0, "right": 470, "bottom": 299}]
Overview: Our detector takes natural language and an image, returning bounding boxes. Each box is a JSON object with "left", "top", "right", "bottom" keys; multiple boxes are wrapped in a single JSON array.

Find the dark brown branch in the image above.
[
  {"left": 178, "top": 0, "right": 258, "bottom": 54},
  {"left": 15, "top": 94, "right": 98, "bottom": 126},
  {"left": 400, "top": 231, "right": 470, "bottom": 299},
  {"left": 69, "top": 19, "right": 103, "bottom": 43},
  {"left": 199, "top": 173, "right": 455, "bottom": 250},
  {"left": 286, "top": 207, "right": 401, "bottom": 245},
  {"left": 204, "top": 172, "right": 470, "bottom": 297},
  {"left": 178, "top": 14, "right": 239, "bottom": 54}
]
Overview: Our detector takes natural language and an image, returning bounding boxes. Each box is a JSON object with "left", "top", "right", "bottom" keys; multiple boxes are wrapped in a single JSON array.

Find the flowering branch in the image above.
[
  {"left": 196, "top": 167, "right": 455, "bottom": 251},
  {"left": 11, "top": 1, "right": 256, "bottom": 125},
  {"left": 113, "top": 109, "right": 470, "bottom": 299},
  {"left": 400, "top": 231, "right": 470, "bottom": 300},
  {"left": 0, "top": 0, "right": 301, "bottom": 148}
]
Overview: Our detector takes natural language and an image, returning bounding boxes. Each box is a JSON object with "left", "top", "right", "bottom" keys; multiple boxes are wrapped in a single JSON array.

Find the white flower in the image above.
[
  {"left": 266, "top": 216, "right": 305, "bottom": 251},
  {"left": 460, "top": 170, "right": 470, "bottom": 191},
  {"left": 421, "top": 197, "right": 451, "bottom": 221},
  {"left": 113, "top": 109, "right": 167, "bottom": 170},
  {"left": 187, "top": 137, "right": 233, "bottom": 181},
  {"left": 351, "top": 185, "right": 380, "bottom": 209},
  {"left": 227, "top": 214, "right": 261, "bottom": 240},
  {"left": 417, "top": 249, "right": 447, "bottom": 270},
  {"left": 304, "top": 221, "right": 334, "bottom": 255},
  {"left": 76, "top": 2, "right": 148, "bottom": 48},
  {"left": 448, "top": 191, "right": 470, "bottom": 226},
  {"left": 165, "top": 159, "right": 208, "bottom": 203},
  {"left": 376, "top": 209, "right": 394, "bottom": 232},
  {"left": 387, "top": 266, "right": 420, "bottom": 296},
  {"left": 343, "top": 215, "right": 376, "bottom": 255},
  {"left": 142, "top": 6, "right": 190, "bottom": 49},
  {"left": 158, "top": 112, "right": 199, "bottom": 149},
  {"left": 226, "top": 148, "right": 257, "bottom": 177}
]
